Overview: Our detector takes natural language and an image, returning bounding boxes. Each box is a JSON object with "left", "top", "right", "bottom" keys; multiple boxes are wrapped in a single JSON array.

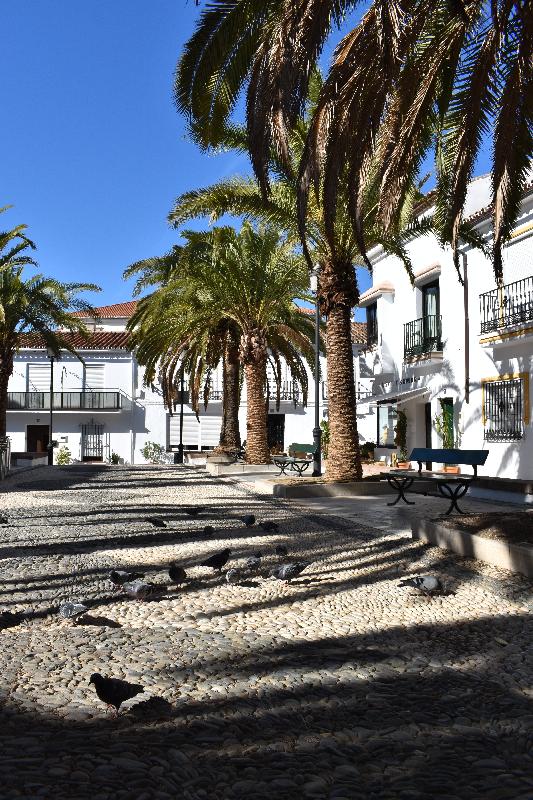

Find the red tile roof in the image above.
[
  {"left": 351, "top": 322, "right": 368, "bottom": 345},
  {"left": 73, "top": 301, "right": 139, "bottom": 318},
  {"left": 18, "top": 332, "right": 132, "bottom": 351}
]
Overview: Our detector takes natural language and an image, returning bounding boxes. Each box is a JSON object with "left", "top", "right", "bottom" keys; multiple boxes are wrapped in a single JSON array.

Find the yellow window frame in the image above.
[{"left": 481, "top": 372, "right": 530, "bottom": 426}]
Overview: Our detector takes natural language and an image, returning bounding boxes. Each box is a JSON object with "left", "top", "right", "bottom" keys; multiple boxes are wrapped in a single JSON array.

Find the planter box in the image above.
[
  {"left": 442, "top": 465, "right": 461, "bottom": 474},
  {"left": 412, "top": 518, "right": 533, "bottom": 578}
]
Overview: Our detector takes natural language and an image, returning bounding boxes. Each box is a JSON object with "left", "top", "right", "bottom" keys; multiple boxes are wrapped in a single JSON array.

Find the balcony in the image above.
[
  {"left": 404, "top": 315, "right": 442, "bottom": 360},
  {"left": 268, "top": 381, "right": 301, "bottom": 404},
  {"left": 7, "top": 390, "right": 126, "bottom": 412},
  {"left": 480, "top": 276, "right": 533, "bottom": 335}
]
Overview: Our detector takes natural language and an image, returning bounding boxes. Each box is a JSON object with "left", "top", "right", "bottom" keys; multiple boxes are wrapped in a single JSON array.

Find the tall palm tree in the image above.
[
  {"left": 129, "top": 225, "right": 317, "bottom": 464},
  {"left": 0, "top": 214, "right": 100, "bottom": 437},
  {"left": 178, "top": 0, "right": 533, "bottom": 280},
  {"left": 169, "top": 110, "right": 429, "bottom": 480}
]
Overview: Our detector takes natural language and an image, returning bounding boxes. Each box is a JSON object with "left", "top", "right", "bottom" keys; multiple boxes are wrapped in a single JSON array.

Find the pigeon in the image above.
[
  {"left": 240, "top": 514, "right": 255, "bottom": 527},
  {"left": 145, "top": 516, "right": 167, "bottom": 528},
  {"left": 122, "top": 579, "right": 164, "bottom": 601},
  {"left": 199, "top": 548, "right": 231, "bottom": 571},
  {"left": 0, "top": 514, "right": 8, "bottom": 524},
  {"left": 269, "top": 561, "right": 312, "bottom": 583},
  {"left": 58, "top": 602, "right": 88, "bottom": 623},
  {"left": 398, "top": 575, "right": 442, "bottom": 595},
  {"left": 275, "top": 545, "right": 288, "bottom": 557},
  {"left": 110, "top": 569, "right": 145, "bottom": 590},
  {"left": 0, "top": 610, "right": 21, "bottom": 629},
  {"left": 244, "top": 553, "right": 262, "bottom": 572},
  {"left": 259, "top": 520, "right": 279, "bottom": 533},
  {"left": 225, "top": 568, "right": 241, "bottom": 584},
  {"left": 202, "top": 525, "right": 215, "bottom": 536},
  {"left": 183, "top": 506, "right": 202, "bottom": 517},
  {"left": 168, "top": 564, "right": 187, "bottom": 585},
  {"left": 89, "top": 673, "right": 144, "bottom": 716}
]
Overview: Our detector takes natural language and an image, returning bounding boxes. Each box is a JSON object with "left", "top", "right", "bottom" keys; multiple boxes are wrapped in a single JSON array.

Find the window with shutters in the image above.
[
  {"left": 27, "top": 363, "right": 50, "bottom": 392},
  {"left": 84, "top": 363, "right": 105, "bottom": 389}
]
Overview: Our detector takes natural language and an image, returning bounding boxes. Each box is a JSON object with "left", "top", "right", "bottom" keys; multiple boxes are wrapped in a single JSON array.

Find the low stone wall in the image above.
[
  {"left": 412, "top": 518, "right": 533, "bottom": 578},
  {"left": 206, "top": 462, "right": 279, "bottom": 476}
]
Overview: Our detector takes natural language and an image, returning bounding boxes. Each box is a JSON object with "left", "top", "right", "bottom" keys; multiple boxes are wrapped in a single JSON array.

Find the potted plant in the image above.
[
  {"left": 360, "top": 441, "right": 375, "bottom": 462},
  {"left": 434, "top": 401, "right": 460, "bottom": 473},
  {"left": 394, "top": 410, "right": 410, "bottom": 468}
]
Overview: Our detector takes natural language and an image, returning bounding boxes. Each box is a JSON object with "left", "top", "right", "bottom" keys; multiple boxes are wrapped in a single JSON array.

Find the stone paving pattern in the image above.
[{"left": 0, "top": 465, "right": 532, "bottom": 800}]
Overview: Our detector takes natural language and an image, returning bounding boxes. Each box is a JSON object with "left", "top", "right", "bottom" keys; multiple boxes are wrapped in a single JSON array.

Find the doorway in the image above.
[
  {"left": 81, "top": 422, "right": 104, "bottom": 461},
  {"left": 424, "top": 403, "right": 432, "bottom": 470},
  {"left": 27, "top": 425, "right": 49, "bottom": 453},
  {"left": 267, "top": 414, "right": 285, "bottom": 452}
]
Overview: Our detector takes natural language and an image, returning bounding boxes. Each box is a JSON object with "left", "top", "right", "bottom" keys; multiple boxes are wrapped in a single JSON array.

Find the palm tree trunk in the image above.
[
  {"left": 320, "top": 260, "right": 362, "bottom": 481},
  {"left": 216, "top": 326, "right": 241, "bottom": 451},
  {"left": 0, "top": 349, "right": 13, "bottom": 439},
  {"left": 244, "top": 357, "right": 270, "bottom": 464}
]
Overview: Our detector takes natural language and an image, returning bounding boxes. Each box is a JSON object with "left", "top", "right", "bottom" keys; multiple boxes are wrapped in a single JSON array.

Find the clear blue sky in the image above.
[{"left": 1, "top": 1, "right": 491, "bottom": 316}]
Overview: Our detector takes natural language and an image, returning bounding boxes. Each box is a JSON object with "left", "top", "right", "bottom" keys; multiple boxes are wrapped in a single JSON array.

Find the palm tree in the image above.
[
  {"left": 168, "top": 109, "right": 428, "bottom": 480},
  {"left": 128, "top": 225, "right": 317, "bottom": 464},
  {"left": 0, "top": 213, "right": 100, "bottom": 437},
  {"left": 178, "top": 0, "right": 532, "bottom": 280}
]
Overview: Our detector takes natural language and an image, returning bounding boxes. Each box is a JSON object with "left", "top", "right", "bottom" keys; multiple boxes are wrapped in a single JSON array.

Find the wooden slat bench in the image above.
[
  {"left": 272, "top": 443, "right": 318, "bottom": 477},
  {"left": 385, "top": 448, "right": 489, "bottom": 515}
]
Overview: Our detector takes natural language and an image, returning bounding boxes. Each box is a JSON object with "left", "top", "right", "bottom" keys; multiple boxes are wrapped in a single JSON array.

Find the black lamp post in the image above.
[
  {"left": 46, "top": 347, "right": 56, "bottom": 465},
  {"left": 310, "top": 265, "right": 322, "bottom": 476},
  {"left": 176, "top": 370, "right": 185, "bottom": 464}
]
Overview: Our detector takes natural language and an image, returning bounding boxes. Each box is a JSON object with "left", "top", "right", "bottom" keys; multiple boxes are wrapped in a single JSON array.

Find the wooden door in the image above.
[{"left": 27, "top": 425, "right": 49, "bottom": 453}]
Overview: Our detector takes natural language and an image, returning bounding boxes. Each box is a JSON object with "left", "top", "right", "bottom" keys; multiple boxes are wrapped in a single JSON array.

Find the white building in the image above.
[
  {"left": 7, "top": 301, "right": 368, "bottom": 463},
  {"left": 356, "top": 173, "right": 533, "bottom": 479}
]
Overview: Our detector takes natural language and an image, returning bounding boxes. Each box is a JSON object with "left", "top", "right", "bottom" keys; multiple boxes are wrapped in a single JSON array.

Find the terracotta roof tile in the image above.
[
  {"left": 18, "top": 332, "right": 132, "bottom": 351},
  {"left": 351, "top": 322, "right": 367, "bottom": 345},
  {"left": 73, "top": 301, "right": 138, "bottom": 318}
]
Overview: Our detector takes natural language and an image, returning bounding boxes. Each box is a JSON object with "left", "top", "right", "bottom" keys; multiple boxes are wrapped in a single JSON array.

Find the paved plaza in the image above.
[{"left": 0, "top": 465, "right": 532, "bottom": 800}]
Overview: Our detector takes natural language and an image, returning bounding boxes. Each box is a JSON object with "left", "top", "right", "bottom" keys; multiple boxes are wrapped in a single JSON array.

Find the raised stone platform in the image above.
[{"left": 206, "top": 461, "right": 279, "bottom": 476}]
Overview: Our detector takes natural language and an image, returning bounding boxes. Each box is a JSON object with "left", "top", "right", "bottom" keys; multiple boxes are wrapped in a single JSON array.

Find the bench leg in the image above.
[
  {"left": 387, "top": 476, "right": 415, "bottom": 506},
  {"left": 436, "top": 481, "right": 469, "bottom": 514},
  {"left": 295, "top": 462, "right": 310, "bottom": 477}
]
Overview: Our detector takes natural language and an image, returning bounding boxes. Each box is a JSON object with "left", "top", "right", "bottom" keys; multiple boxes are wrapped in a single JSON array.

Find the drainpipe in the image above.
[
  {"left": 462, "top": 252, "right": 470, "bottom": 404},
  {"left": 130, "top": 356, "right": 135, "bottom": 464}
]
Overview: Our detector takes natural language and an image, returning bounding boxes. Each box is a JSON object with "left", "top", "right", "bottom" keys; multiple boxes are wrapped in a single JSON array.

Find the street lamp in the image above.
[
  {"left": 45, "top": 346, "right": 57, "bottom": 465},
  {"left": 310, "top": 264, "right": 322, "bottom": 476},
  {"left": 175, "top": 369, "right": 185, "bottom": 464}
]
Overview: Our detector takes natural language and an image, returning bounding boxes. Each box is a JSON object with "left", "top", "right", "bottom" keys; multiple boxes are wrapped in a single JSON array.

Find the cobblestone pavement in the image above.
[{"left": 0, "top": 465, "right": 532, "bottom": 800}]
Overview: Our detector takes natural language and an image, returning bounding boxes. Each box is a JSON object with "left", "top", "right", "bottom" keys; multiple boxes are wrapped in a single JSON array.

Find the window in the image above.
[
  {"left": 377, "top": 404, "right": 397, "bottom": 447},
  {"left": 366, "top": 302, "right": 378, "bottom": 346},
  {"left": 84, "top": 363, "right": 105, "bottom": 389},
  {"left": 422, "top": 280, "right": 440, "bottom": 344},
  {"left": 483, "top": 377, "right": 526, "bottom": 441}
]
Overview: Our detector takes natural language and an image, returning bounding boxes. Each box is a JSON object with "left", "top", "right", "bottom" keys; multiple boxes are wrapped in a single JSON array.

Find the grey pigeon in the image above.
[
  {"left": 199, "top": 547, "right": 231, "bottom": 571},
  {"left": 183, "top": 506, "right": 202, "bottom": 517},
  {"left": 270, "top": 561, "right": 312, "bottom": 583},
  {"left": 0, "top": 514, "right": 8, "bottom": 524},
  {"left": 89, "top": 672, "right": 144, "bottom": 715},
  {"left": 240, "top": 514, "right": 255, "bottom": 527},
  {"left": 225, "top": 568, "right": 241, "bottom": 584},
  {"left": 110, "top": 569, "right": 145, "bottom": 589},
  {"left": 398, "top": 575, "right": 442, "bottom": 594},
  {"left": 202, "top": 525, "right": 215, "bottom": 536},
  {"left": 145, "top": 516, "right": 167, "bottom": 528},
  {"left": 244, "top": 553, "right": 262, "bottom": 572},
  {"left": 58, "top": 602, "right": 88, "bottom": 623},
  {"left": 168, "top": 564, "right": 187, "bottom": 585},
  {"left": 122, "top": 579, "right": 164, "bottom": 601},
  {"left": 275, "top": 545, "right": 288, "bottom": 557},
  {"left": 259, "top": 520, "right": 279, "bottom": 533}
]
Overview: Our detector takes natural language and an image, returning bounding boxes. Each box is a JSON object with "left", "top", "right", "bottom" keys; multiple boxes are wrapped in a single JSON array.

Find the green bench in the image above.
[{"left": 272, "top": 443, "right": 318, "bottom": 477}]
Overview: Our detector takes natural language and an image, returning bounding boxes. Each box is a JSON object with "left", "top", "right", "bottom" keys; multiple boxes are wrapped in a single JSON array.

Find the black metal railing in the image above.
[
  {"left": 7, "top": 391, "right": 124, "bottom": 411},
  {"left": 322, "top": 382, "right": 373, "bottom": 401},
  {"left": 483, "top": 378, "right": 523, "bottom": 441},
  {"left": 267, "top": 381, "right": 301, "bottom": 403},
  {"left": 404, "top": 315, "right": 442, "bottom": 359},
  {"left": 480, "top": 276, "right": 533, "bottom": 334}
]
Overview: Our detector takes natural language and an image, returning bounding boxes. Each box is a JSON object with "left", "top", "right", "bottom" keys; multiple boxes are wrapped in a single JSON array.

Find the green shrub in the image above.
[
  {"left": 320, "top": 419, "right": 330, "bottom": 460},
  {"left": 56, "top": 446, "right": 72, "bottom": 465},
  {"left": 360, "top": 441, "right": 376, "bottom": 460},
  {"left": 109, "top": 451, "right": 120, "bottom": 465},
  {"left": 394, "top": 410, "right": 408, "bottom": 461},
  {"left": 140, "top": 441, "right": 168, "bottom": 464}
]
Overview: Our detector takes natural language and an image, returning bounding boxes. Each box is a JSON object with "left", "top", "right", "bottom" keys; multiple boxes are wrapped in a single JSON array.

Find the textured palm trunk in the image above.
[
  {"left": 0, "top": 349, "right": 13, "bottom": 439},
  {"left": 216, "top": 327, "right": 241, "bottom": 452},
  {"left": 244, "top": 357, "right": 270, "bottom": 464},
  {"left": 320, "top": 260, "right": 363, "bottom": 482}
]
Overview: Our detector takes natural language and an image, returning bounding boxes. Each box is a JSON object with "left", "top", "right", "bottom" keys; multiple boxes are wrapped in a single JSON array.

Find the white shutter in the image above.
[
  {"left": 28, "top": 364, "right": 50, "bottom": 391},
  {"left": 169, "top": 414, "right": 200, "bottom": 448},
  {"left": 85, "top": 363, "right": 105, "bottom": 389},
  {"left": 200, "top": 416, "right": 222, "bottom": 447}
]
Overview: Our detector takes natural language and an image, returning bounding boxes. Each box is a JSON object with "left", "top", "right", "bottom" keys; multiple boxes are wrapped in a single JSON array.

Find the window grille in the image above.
[
  {"left": 483, "top": 379, "right": 523, "bottom": 441},
  {"left": 366, "top": 303, "right": 378, "bottom": 346}
]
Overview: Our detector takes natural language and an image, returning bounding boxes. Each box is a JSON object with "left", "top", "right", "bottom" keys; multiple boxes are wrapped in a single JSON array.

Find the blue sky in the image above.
[{"left": 1, "top": 2, "right": 491, "bottom": 318}]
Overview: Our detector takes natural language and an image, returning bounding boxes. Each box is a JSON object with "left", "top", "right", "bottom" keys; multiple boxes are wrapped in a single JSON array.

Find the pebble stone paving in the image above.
[{"left": 0, "top": 464, "right": 532, "bottom": 800}]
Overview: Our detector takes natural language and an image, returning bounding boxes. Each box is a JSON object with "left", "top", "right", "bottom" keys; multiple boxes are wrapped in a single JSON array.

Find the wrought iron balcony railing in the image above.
[
  {"left": 267, "top": 381, "right": 301, "bottom": 403},
  {"left": 404, "top": 315, "right": 442, "bottom": 359},
  {"left": 480, "top": 276, "right": 533, "bottom": 334},
  {"left": 321, "top": 382, "right": 373, "bottom": 401},
  {"left": 8, "top": 391, "right": 125, "bottom": 411}
]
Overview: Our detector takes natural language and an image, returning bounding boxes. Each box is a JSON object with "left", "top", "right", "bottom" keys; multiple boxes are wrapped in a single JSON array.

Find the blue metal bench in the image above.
[
  {"left": 272, "top": 443, "right": 318, "bottom": 477},
  {"left": 385, "top": 448, "right": 489, "bottom": 514}
]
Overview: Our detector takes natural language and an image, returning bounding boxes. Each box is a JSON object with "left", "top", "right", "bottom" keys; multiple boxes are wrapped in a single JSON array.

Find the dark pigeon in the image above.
[
  {"left": 202, "top": 525, "right": 215, "bottom": 536},
  {"left": 259, "top": 520, "right": 279, "bottom": 533},
  {"left": 183, "top": 506, "right": 202, "bottom": 517},
  {"left": 0, "top": 514, "right": 8, "bottom": 525},
  {"left": 0, "top": 610, "right": 21, "bottom": 629},
  {"left": 122, "top": 579, "right": 164, "bottom": 601},
  {"left": 145, "top": 516, "right": 167, "bottom": 528},
  {"left": 89, "top": 672, "right": 144, "bottom": 715},
  {"left": 226, "top": 568, "right": 241, "bottom": 584},
  {"left": 269, "top": 561, "right": 312, "bottom": 583},
  {"left": 199, "top": 548, "right": 231, "bottom": 571},
  {"left": 398, "top": 575, "right": 442, "bottom": 594},
  {"left": 168, "top": 564, "right": 187, "bottom": 585},
  {"left": 110, "top": 569, "right": 145, "bottom": 589},
  {"left": 275, "top": 545, "right": 288, "bottom": 557},
  {"left": 240, "top": 514, "right": 255, "bottom": 527},
  {"left": 244, "top": 553, "right": 262, "bottom": 572},
  {"left": 58, "top": 602, "right": 88, "bottom": 623}
]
